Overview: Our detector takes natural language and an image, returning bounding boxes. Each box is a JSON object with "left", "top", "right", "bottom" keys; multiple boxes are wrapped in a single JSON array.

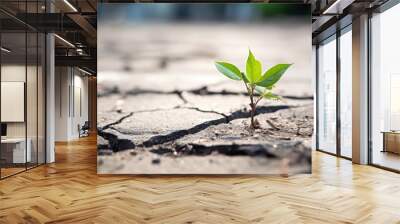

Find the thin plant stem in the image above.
[
  {"left": 249, "top": 85, "right": 256, "bottom": 129},
  {"left": 241, "top": 74, "right": 262, "bottom": 129}
]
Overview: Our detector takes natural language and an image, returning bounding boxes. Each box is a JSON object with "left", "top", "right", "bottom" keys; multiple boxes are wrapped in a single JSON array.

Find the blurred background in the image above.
[
  {"left": 98, "top": 3, "right": 311, "bottom": 97},
  {"left": 99, "top": 4, "right": 309, "bottom": 22}
]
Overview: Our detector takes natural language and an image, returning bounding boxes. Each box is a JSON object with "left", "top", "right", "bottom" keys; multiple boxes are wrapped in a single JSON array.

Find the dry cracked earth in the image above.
[{"left": 97, "top": 21, "right": 313, "bottom": 174}]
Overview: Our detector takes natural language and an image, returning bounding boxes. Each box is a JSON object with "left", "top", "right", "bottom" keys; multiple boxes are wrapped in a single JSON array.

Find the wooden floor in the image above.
[
  {"left": 0, "top": 167, "right": 26, "bottom": 178},
  {"left": 0, "top": 135, "right": 400, "bottom": 224}
]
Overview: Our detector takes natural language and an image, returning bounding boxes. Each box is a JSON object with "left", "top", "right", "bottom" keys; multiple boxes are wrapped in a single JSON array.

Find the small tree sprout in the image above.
[{"left": 215, "top": 49, "right": 292, "bottom": 129}]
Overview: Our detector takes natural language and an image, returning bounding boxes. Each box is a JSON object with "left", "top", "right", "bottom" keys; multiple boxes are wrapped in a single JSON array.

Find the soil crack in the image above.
[
  {"left": 99, "top": 112, "right": 134, "bottom": 131},
  {"left": 99, "top": 105, "right": 290, "bottom": 151},
  {"left": 141, "top": 105, "right": 290, "bottom": 147},
  {"left": 100, "top": 86, "right": 313, "bottom": 101},
  {"left": 182, "top": 106, "right": 229, "bottom": 121}
]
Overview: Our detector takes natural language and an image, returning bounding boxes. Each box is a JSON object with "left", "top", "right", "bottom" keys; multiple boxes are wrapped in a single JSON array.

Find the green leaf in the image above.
[
  {"left": 215, "top": 61, "right": 242, "bottom": 81},
  {"left": 245, "top": 50, "right": 262, "bottom": 84},
  {"left": 263, "top": 92, "right": 281, "bottom": 100},
  {"left": 256, "top": 64, "right": 292, "bottom": 88},
  {"left": 266, "top": 85, "right": 274, "bottom": 90},
  {"left": 255, "top": 87, "right": 280, "bottom": 101}
]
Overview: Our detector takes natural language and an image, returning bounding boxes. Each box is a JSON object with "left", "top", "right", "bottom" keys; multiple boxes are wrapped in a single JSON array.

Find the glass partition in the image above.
[
  {"left": 0, "top": 2, "right": 46, "bottom": 179},
  {"left": 339, "top": 27, "right": 352, "bottom": 158},
  {"left": 317, "top": 35, "right": 337, "bottom": 154},
  {"left": 26, "top": 0, "right": 41, "bottom": 169},
  {"left": 38, "top": 32, "right": 45, "bottom": 165},
  {"left": 1, "top": 30, "right": 28, "bottom": 177},
  {"left": 371, "top": 3, "right": 400, "bottom": 171},
  {"left": 27, "top": 30, "right": 38, "bottom": 169}
]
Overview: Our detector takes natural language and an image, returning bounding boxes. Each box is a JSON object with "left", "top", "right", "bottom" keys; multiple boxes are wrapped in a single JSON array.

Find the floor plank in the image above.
[{"left": 0, "top": 135, "right": 399, "bottom": 223}]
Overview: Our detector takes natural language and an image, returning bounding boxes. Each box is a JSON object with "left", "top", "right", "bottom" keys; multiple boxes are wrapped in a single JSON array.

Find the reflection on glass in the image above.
[
  {"left": 371, "top": 4, "right": 400, "bottom": 171},
  {"left": 0, "top": 1, "right": 47, "bottom": 179},
  {"left": 318, "top": 37, "right": 337, "bottom": 154},
  {"left": 1, "top": 31, "right": 27, "bottom": 177},
  {"left": 340, "top": 28, "right": 352, "bottom": 158}
]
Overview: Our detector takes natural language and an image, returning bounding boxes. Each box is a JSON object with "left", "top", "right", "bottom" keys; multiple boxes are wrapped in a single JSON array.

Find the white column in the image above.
[
  {"left": 46, "top": 33, "right": 55, "bottom": 163},
  {"left": 352, "top": 14, "right": 369, "bottom": 164},
  {"left": 45, "top": 0, "right": 55, "bottom": 163}
]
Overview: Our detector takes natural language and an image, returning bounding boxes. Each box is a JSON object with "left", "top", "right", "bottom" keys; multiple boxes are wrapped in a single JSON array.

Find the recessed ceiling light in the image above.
[
  {"left": 1, "top": 47, "right": 11, "bottom": 53},
  {"left": 63, "top": 0, "right": 78, "bottom": 12},
  {"left": 54, "top": 34, "right": 75, "bottom": 48},
  {"left": 322, "top": 0, "right": 354, "bottom": 15},
  {"left": 78, "top": 67, "right": 92, "bottom": 76}
]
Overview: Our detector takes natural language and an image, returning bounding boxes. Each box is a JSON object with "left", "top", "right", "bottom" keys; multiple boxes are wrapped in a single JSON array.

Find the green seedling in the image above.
[{"left": 215, "top": 50, "right": 292, "bottom": 129}]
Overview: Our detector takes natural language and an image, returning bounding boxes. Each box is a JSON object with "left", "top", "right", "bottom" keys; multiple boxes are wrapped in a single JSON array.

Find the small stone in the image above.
[
  {"left": 152, "top": 158, "right": 161, "bottom": 164},
  {"left": 279, "top": 137, "right": 291, "bottom": 140},
  {"left": 123, "top": 65, "right": 132, "bottom": 71},
  {"left": 98, "top": 149, "right": 113, "bottom": 156},
  {"left": 130, "top": 151, "right": 137, "bottom": 156}
]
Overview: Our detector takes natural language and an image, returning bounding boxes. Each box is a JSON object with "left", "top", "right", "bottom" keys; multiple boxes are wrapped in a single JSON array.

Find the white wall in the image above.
[
  {"left": 55, "top": 66, "right": 70, "bottom": 141},
  {"left": 1, "top": 65, "right": 34, "bottom": 138},
  {"left": 1, "top": 65, "right": 26, "bottom": 138},
  {"left": 55, "top": 67, "right": 89, "bottom": 141},
  {"left": 1, "top": 63, "right": 46, "bottom": 164}
]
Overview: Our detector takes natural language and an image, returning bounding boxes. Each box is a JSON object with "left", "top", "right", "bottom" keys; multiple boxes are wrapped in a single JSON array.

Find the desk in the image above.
[
  {"left": 382, "top": 131, "right": 400, "bottom": 155},
  {"left": 1, "top": 138, "right": 31, "bottom": 163}
]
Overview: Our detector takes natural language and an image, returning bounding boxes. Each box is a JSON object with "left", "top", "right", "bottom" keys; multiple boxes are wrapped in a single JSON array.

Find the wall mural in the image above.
[{"left": 97, "top": 3, "right": 313, "bottom": 174}]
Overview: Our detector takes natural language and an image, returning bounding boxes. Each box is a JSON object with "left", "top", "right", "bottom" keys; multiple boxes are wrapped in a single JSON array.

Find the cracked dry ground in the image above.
[{"left": 97, "top": 23, "right": 312, "bottom": 174}]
